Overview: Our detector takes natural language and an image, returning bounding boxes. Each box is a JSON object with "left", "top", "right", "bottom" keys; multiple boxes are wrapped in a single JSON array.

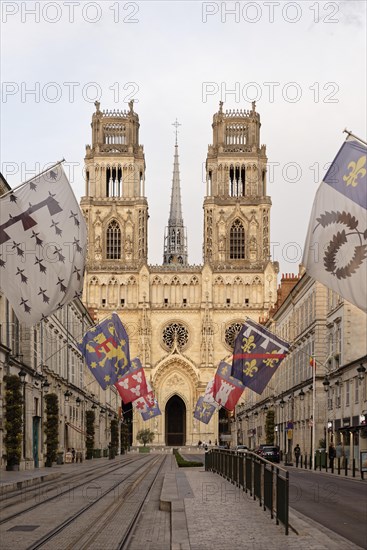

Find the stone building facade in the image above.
[
  {"left": 81, "top": 101, "right": 278, "bottom": 446},
  {"left": 0, "top": 174, "right": 119, "bottom": 471},
  {"left": 235, "top": 273, "right": 367, "bottom": 467}
]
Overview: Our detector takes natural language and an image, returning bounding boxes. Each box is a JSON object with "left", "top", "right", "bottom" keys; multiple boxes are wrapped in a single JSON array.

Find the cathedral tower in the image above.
[
  {"left": 163, "top": 120, "right": 188, "bottom": 265},
  {"left": 204, "top": 101, "right": 270, "bottom": 268},
  {"left": 81, "top": 100, "right": 148, "bottom": 270}
]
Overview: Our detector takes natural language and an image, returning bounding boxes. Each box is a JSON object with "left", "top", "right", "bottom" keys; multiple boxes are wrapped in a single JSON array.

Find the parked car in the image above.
[
  {"left": 235, "top": 445, "right": 249, "bottom": 453},
  {"left": 256, "top": 445, "right": 280, "bottom": 463},
  {"left": 254, "top": 444, "right": 267, "bottom": 457}
]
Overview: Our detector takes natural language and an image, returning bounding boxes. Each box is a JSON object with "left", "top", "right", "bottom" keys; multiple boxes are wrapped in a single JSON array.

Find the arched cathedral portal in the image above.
[{"left": 165, "top": 395, "right": 186, "bottom": 446}]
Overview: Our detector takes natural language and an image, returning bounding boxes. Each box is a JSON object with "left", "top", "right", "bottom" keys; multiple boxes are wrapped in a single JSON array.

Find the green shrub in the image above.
[
  {"left": 4, "top": 375, "right": 23, "bottom": 470},
  {"left": 86, "top": 410, "right": 95, "bottom": 459},
  {"left": 173, "top": 448, "right": 202, "bottom": 467},
  {"left": 44, "top": 393, "right": 59, "bottom": 467}
]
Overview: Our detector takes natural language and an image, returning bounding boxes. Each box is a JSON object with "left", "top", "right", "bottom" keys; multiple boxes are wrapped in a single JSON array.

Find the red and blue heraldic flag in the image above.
[
  {"left": 194, "top": 396, "right": 217, "bottom": 425},
  {"left": 78, "top": 312, "right": 131, "bottom": 390},
  {"left": 133, "top": 381, "right": 161, "bottom": 420},
  {"left": 115, "top": 357, "right": 148, "bottom": 404},
  {"left": 213, "top": 361, "right": 245, "bottom": 411},
  {"left": 231, "top": 319, "right": 289, "bottom": 395}
]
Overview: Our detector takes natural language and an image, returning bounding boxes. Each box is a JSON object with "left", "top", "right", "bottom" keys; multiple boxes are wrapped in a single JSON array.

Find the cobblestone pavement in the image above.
[{"left": 182, "top": 468, "right": 363, "bottom": 550}]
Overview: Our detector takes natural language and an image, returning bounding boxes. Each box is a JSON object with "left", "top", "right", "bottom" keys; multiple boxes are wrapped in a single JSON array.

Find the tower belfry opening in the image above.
[{"left": 163, "top": 119, "right": 188, "bottom": 265}]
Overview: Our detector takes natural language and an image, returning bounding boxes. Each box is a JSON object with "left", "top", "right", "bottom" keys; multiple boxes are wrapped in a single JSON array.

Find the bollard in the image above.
[
  {"left": 305, "top": 455, "right": 307, "bottom": 469},
  {"left": 337, "top": 457, "right": 341, "bottom": 475},
  {"left": 352, "top": 458, "right": 356, "bottom": 478},
  {"left": 300, "top": 455, "right": 303, "bottom": 469},
  {"left": 345, "top": 458, "right": 348, "bottom": 476}
]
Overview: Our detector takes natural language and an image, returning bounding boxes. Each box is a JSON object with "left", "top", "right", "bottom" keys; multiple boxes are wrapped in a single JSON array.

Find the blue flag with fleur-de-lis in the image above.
[
  {"left": 78, "top": 312, "right": 131, "bottom": 390},
  {"left": 303, "top": 137, "right": 367, "bottom": 312},
  {"left": 231, "top": 318, "right": 289, "bottom": 394},
  {"left": 194, "top": 396, "right": 217, "bottom": 425}
]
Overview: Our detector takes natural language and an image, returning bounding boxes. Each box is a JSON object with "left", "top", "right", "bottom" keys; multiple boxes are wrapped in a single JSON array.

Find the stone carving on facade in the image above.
[
  {"left": 166, "top": 374, "right": 185, "bottom": 389},
  {"left": 94, "top": 235, "right": 102, "bottom": 260}
]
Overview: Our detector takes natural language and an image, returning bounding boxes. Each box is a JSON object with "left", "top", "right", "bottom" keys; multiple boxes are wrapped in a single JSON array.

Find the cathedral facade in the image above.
[{"left": 80, "top": 101, "right": 278, "bottom": 446}]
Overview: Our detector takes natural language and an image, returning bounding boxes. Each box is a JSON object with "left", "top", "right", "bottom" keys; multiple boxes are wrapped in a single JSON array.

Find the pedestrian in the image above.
[
  {"left": 71, "top": 448, "right": 76, "bottom": 463},
  {"left": 294, "top": 444, "right": 301, "bottom": 467},
  {"left": 328, "top": 444, "right": 336, "bottom": 469}
]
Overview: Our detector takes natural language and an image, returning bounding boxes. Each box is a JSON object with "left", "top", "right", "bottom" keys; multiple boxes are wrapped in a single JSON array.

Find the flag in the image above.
[
  {"left": 213, "top": 361, "right": 244, "bottom": 411},
  {"left": 231, "top": 318, "right": 289, "bottom": 394},
  {"left": 194, "top": 396, "right": 217, "bottom": 424},
  {"left": 309, "top": 357, "right": 316, "bottom": 369},
  {"left": 141, "top": 400, "right": 161, "bottom": 421},
  {"left": 115, "top": 357, "right": 148, "bottom": 404},
  {"left": 133, "top": 382, "right": 156, "bottom": 416},
  {"left": 302, "top": 138, "right": 367, "bottom": 312},
  {"left": 78, "top": 312, "right": 131, "bottom": 389},
  {"left": 202, "top": 379, "right": 220, "bottom": 409},
  {"left": 0, "top": 164, "right": 87, "bottom": 325}
]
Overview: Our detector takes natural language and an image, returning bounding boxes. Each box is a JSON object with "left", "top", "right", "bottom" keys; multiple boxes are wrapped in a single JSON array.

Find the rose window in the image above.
[
  {"left": 162, "top": 322, "right": 189, "bottom": 351},
  {"left": 225, "top": 322, "right": 243, "bottom": 350}
]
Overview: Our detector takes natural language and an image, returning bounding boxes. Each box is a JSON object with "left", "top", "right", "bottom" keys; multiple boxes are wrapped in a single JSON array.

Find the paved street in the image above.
[{"left": 287, "top": 467, "right": 367, "bottom": 548}]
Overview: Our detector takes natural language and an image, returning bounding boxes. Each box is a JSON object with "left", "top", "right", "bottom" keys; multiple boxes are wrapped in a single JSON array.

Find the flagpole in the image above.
[
  {"left": 312, "top": 355, "right": 316, "bottom": 468},
  {"left": 0, "top": 158, "right": 66, "bottom": 199},
  {"left": 343, "top": 129, "right": 367, "bottom": 146}
]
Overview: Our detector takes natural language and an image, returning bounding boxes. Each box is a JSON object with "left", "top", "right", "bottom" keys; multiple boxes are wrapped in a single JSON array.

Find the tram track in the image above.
[
  {"left": 0, "top": 455, "right": 135, "bottom": 510},
  {"left": 0, "top": 455, "right": 148, "bottom": 526},
  {"left": 25, "top": 454, "right": 166, "bottom": 550}
]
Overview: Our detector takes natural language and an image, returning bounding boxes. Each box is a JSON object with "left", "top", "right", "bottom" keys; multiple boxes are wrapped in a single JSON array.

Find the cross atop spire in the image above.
[{"left": 172, "top": 118, "right": 181, "bottom": 145}]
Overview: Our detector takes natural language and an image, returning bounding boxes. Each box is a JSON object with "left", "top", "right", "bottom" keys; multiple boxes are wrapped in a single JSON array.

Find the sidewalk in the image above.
[
  {"left": 0, "top": 456, "right": 112, "bottom": 494},
  {"left": 161, "top": 455, "right": 363, "bottom": 550}
]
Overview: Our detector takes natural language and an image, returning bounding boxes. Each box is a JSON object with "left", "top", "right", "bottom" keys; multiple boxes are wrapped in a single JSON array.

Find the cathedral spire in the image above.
[{"left": 163, "top": 120, "right": 188, "bottom": 265}]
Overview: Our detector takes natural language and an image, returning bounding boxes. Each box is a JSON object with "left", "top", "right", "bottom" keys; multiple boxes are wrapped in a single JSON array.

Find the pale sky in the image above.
[{"left": 1, "top": 1, "right": 366, "bottom": 275}]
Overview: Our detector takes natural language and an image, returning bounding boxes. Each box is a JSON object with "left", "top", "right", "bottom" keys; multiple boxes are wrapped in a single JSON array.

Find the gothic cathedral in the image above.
[{"left": 80, "top": 101, "right": 278, "bottom": 446}]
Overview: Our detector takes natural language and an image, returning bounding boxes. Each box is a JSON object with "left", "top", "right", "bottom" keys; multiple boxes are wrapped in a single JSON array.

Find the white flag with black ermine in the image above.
[{"left": 0, "top": 164, "right": 86, "bottom": 325}]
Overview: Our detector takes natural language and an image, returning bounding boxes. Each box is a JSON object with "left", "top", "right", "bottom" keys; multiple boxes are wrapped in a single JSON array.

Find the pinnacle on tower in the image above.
[{"left": 163, "top": 119, "right": 188, "bottom": 265}]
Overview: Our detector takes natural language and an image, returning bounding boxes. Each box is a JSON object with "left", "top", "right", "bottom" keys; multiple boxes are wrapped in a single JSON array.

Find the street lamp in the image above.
[
  {"left": 322, "top": 376, "right": 330, "bottom": 392},
  {"left": 279, "top": 398, "right": 285, "bottom": 408},
  {"left": 299, "top": 389, "right": 305, "bottom": 400},
  {"left": 357, "top": 364, "right": 366, "bottom": 381},
  {"left": 18, "top": 369, "right": 27, "bottom": 382},
  {"left": 41, "top": 380, "right": 50, "bottom": 394},
  {"left": 76, "top": 396, "right": 82, "bottom": 407},
  {"left": 64, "top": 390, "right": 72, "bottom": 402}
]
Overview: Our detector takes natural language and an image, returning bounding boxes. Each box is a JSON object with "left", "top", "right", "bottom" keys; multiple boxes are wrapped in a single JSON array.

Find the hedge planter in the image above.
[
  {"left": 44, "top": 393, "right": 59, "bottom": 467},
  {"left": 4, "top": 375, "right": 23, "bottom": 471},
  {"left": 86, "top": 410, "right": 95, "bottom": 460},
  {"left": 139, "top": 446, "right": 151, "bottom": 453}
]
